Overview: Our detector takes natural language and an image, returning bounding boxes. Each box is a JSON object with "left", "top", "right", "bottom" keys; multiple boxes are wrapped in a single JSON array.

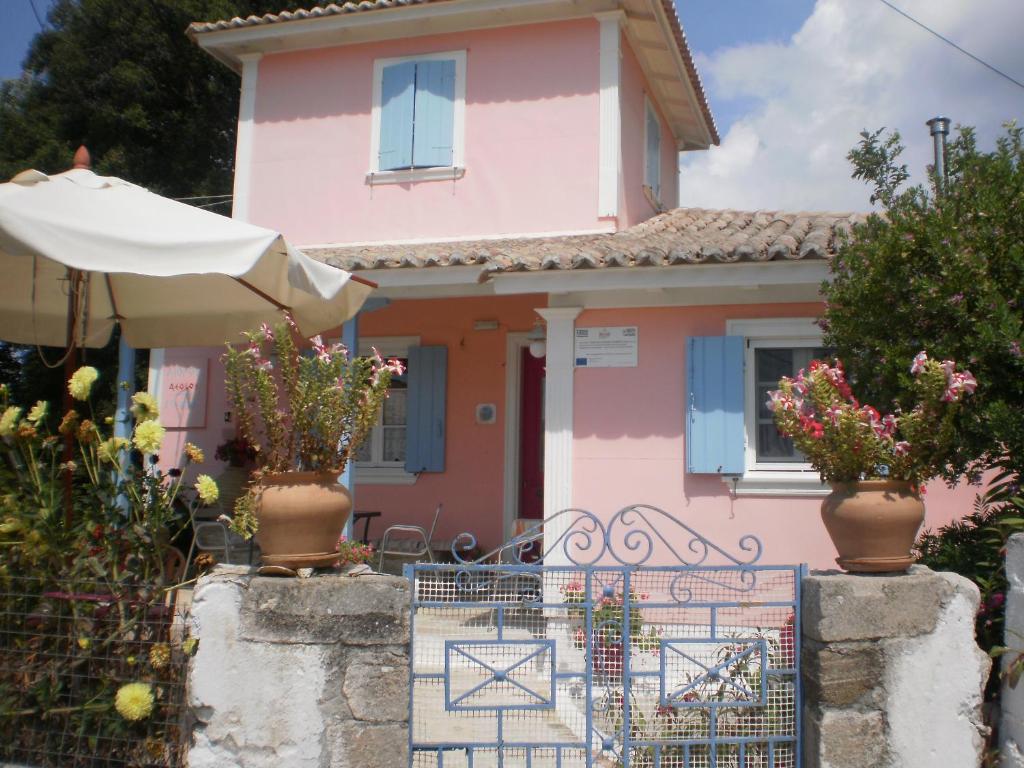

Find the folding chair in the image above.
[{"left": 376, "top": 503, "right": 443, "bottom": 572}]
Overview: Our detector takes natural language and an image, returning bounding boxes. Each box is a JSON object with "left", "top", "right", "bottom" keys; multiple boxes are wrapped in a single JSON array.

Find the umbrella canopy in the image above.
[{"left": 0, "top": 167, "right": 373, "bottom": 349}]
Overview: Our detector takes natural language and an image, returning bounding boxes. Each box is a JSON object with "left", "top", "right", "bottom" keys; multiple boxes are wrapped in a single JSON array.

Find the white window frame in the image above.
[
  {"left": 367, "top": 50, "right": 467, "bottom": 186},
  {"left": 725, "top": 318, "right": 830, "bottom": 497},
  {"left": 643, "top": 95, "right": 663, "bottom": 210},
  {"left": 353, "top": 335, "right": 420, "bottom": 486}
]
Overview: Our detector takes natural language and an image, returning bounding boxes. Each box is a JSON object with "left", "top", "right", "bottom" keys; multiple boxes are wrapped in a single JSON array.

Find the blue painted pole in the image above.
[
  {"left": 114, "top": 332, "right": 136, "bottom": 455},
  {"left": 113, "top": 332, "right": 136, "bottom": 509},
  {"left": 339, "top": 314, "right": 359, "bottom": 541}
]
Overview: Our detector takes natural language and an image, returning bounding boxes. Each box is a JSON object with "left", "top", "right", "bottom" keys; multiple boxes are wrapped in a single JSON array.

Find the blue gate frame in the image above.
[{"left": 408, "top": 505, "right": 804, "bottom": 768}]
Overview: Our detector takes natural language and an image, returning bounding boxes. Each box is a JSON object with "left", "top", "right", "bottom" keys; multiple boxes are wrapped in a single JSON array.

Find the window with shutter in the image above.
[
  {"left": 371, "top": 52, "right": 465, "bottom": 182},
  {"left": 644, "top": 97, "right": 662, "bottom": 203}
]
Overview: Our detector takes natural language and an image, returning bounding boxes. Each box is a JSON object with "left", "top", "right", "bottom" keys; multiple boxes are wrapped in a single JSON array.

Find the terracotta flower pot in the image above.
[
  {"left": 821, "top": 480, "right": 925, "bottom": 573},
  {"left": 255, "top": 471, "right": 352, "bottom": 569}
]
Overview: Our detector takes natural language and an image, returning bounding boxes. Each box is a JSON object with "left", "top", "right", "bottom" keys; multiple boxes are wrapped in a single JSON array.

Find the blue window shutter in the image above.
[
  {"left": 646, "top": 102, "right": 662, "bottom": 199},
  {"left": 686, "top": 336, "right": 745, "bottom": 474},
  {"left": 405, "top": 345, "right": 447, "bottom": 473},
  {"left": 379, "top": 62, "right": 416, "bottom": 171},
  {"left": 412, "top": 59, "right": 456, "bottom": 168}
]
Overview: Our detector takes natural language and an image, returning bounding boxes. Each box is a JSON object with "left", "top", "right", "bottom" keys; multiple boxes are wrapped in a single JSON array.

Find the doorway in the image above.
[{"left": 518, "top": 347, "right": 545, "bottom": 521}]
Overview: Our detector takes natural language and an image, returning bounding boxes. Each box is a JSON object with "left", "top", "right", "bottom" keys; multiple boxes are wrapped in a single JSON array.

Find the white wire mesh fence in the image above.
[{"left": 410, "top": 564, "right": 800, "bottom": 768}]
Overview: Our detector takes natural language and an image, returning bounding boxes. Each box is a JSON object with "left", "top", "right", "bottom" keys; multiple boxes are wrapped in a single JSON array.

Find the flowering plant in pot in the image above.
[
  {"left": 768, "top": 351, "right": 976, "bottom": 572},
  {"left": 222, "top": 317, "right": 404, "bottom": 569}
]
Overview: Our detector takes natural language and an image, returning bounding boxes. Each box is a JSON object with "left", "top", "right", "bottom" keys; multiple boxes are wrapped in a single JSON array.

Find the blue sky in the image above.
[{"left": 2, "top": 1, "right": 1022, "bottom": 211}]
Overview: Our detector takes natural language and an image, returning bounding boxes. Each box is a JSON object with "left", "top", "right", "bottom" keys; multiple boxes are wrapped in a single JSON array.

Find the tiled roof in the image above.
[
  {"left": 188, "top": 0, "right": 446, "bottom": 34},
  {"left": 187, "top": 1, "right": 718, "bottom": 143},
  {"left": 306, "top": 208, "right": 866, "bottom": 276}
]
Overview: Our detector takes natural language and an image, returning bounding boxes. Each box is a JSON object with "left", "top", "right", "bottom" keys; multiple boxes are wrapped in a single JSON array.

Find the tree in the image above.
[
  {"left": 822, "top": 123, "right": 1024, "bottom": 482},
  {"left": 0, "top": 0, "right": 300, "bottom": 199}
]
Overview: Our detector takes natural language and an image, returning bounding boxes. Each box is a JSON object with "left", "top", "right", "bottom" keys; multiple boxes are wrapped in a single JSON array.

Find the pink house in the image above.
[{"left": 159, "top": 0, "right": 977, "bottom": 568}]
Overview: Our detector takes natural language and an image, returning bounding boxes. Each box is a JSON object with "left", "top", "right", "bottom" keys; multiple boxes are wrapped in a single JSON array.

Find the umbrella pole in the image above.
[{"left": 62, "top": 269, "right": 82, "bottom": 527}]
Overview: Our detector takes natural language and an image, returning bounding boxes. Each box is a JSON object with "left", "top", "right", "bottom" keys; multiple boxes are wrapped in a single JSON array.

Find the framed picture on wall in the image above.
[{"left": 159, "top": 357, "right": 209, "bottom": 429}]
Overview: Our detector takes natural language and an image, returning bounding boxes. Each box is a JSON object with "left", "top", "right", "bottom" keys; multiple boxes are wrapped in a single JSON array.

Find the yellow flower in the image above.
[
  {"left": 27, "top": 401, "right": 48, "bottom": 424},
  {"left": 133, "top": 420, "right": 165, "bottom": 455},
  {"left": 0, "top": 407, "right": 22, "bottom": 437},
  {"left": 194, "top": 475, "right": 219, "bottom": 505},
  {"left": 181, "top": 637, "right": 198, "bottom": 657},
  {"left": 77, "top": 637, "right": 91, "bottom": 650},
  {"left": 148, "top": 643, "right": 171, "bottom": 670},
  {"left": 114, "top": 682, "right": 154, "bottom": 721},
  {"left": 67, "top": 366, "right": 99, "bottom": 401},
  {"left": 184, "top": 442, "right": 204, "bottom": 464},
  {"left": 130, "top": 392, "right": 160, "bottom": 423},
  {"left": 98, "top": 437, "right": 130, "bottom": 464}
]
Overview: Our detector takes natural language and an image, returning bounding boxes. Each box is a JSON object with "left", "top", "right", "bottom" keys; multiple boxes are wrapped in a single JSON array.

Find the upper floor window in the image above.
[
  {"left": 369, "top": 51, "right": 467, "bottom": 185},
  {"left": 644, "top": 97, "right": 662, "bottom": 206}
]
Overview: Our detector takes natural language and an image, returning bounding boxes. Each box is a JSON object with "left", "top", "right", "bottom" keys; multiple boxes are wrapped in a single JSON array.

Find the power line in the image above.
[
  {"left": 877, "top": 0, "right": 1024, "bottom": 92},
  {"left": 27, "top": 0, "right": 45, "bottom": 30}
]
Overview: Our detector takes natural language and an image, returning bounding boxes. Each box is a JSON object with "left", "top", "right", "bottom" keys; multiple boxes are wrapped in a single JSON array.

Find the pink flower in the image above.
[
  {"left": 910, "top": 351, "right": 928, "bottom": 375},
  {"left": 879, "top": 414, "right": 897, "bottom": 438},
  {"left": 387, "top": 357, "right": 406, "bottom": 376},
  {"left": 894, "top": 441, "right": 911, "bottom": 456},
  {"left": 259, "top": 322, "right": 274, "bottom": 341},
  {"left": 283, "top": 312, "right": 298, "bottom": 330},
  {"left": 825, "top": 406, "right": 843, "bottom": 426}
]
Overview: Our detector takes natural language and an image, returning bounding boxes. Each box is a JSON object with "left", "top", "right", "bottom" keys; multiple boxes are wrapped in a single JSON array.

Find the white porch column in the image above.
[
  {"left": 232, "top": 53, "right": 262, "bottom": 223},
  {"left": 536, "top": 307, "right": 582, "bottom": 565},
  {"left": 596, "top": 11, "right": 623, "bottom": 219}
]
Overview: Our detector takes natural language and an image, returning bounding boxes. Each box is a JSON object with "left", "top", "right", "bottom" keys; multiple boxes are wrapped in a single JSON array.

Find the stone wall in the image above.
[
  {"left": 803, "top": 566, "right": 990, "bottom": 768},
  {"left": 1002, "top": 533, "right": 1024, "bottom": 767},
  {"left": 186, "top": 568, "right": 410, "bottom": 768}
]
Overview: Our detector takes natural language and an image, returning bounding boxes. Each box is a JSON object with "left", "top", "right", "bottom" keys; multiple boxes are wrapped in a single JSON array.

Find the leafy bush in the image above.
[{"left": 823, "top": 123, "right": 1024, "bottom": 483}]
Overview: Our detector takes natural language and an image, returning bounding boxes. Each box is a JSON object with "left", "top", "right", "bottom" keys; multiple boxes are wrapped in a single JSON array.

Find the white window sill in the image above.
[
  {"left": 352, "top": 466, "right": 418, "bottom": 485},
  {"left": 721, "top": 471, "right": 830, "bottom": 497},
  {"left": 366, "top": 167, "right": 466, "bottom": 186}
]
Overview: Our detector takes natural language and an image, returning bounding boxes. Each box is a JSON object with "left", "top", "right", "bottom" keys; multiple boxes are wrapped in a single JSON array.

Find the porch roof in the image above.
[{"left": 304, "top": 207, "right": 867, "bottom": 276}]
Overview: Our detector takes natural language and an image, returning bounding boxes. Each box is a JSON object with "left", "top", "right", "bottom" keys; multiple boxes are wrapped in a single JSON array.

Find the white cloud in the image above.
[{"left": 679, "top": 0, "right": 1024, "bottom": 212}]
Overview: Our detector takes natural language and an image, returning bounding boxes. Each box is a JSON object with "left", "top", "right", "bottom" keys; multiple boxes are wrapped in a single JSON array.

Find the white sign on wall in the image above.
[{"left": 574, "top": 326, "right": 638, "bottom": 368}]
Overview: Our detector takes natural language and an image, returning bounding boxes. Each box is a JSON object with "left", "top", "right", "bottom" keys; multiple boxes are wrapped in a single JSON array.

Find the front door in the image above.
[{"left": 518, "top": 348, "right": 545, "bottom": 520}]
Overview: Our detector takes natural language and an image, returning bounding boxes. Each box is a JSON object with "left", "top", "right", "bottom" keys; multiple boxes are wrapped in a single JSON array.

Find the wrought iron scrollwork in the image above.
[{"left": 449, "top": 504, "right": 764, "bottom": 568}]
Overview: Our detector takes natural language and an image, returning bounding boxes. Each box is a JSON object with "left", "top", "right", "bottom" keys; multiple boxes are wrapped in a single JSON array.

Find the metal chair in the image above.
[
  {"left": 183, "top": 503, "right": 252, "bottom": 577},
  {"left": 376, "top": 503, "right": 443, "bottom": 572}
]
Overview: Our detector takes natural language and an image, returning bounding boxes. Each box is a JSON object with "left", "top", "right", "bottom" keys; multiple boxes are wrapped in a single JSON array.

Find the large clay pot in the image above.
[
  {"left": 255, "top": 471, "right": 352, "bottom": 569},
  {"left": 821, "top": 480, "right": 925, "bottom": 573}
]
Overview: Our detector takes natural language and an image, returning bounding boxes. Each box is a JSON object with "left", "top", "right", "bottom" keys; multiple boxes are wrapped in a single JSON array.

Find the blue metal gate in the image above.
[{"left": 408, "top": 506, "right": 803, "bottom": 767}]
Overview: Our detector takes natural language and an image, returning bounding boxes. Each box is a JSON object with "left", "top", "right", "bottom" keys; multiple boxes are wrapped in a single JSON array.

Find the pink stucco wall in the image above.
[
  {"left": 247, "top": 20, "right": 603, "bottom": 245},
  {"left": 153, "top": 347, "right": 231, "bottom": 484},
  {"left": 619, "top": 35, "right": 678, "bottom": 228},
  {"left": 571, "top": 304, "right": 982, "bottom": 570},
  {"left": 354, "top": 294, "right": 544, "bottom": 552}
]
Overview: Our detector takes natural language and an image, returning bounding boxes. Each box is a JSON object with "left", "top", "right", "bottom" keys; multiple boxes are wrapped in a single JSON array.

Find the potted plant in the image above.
[
  {"left": 767, "top": 351, "right": 976, "bottom": 572},
  {"left": 222, "top": 317, "right": 403, "bottom": 569}
]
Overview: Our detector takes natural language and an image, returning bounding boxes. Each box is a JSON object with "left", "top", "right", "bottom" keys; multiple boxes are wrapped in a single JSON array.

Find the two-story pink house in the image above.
[{"left": 153, "top": 0, "right": 976, "bottom": 568}]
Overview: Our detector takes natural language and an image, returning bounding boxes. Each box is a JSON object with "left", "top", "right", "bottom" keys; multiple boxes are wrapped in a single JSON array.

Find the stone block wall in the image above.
[
  {"left": 1002, "top": 533, "right": 1024, "bottom": 767},
  {"left": 186, "top": 568, "right": 410, "bottom": 768},
  {"left": 803, "top": 566, "right": 990, "bottom": 768}
]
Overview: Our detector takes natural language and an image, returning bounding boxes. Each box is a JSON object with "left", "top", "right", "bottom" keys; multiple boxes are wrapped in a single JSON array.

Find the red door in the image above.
[{"left": 518, "top": 348, "right": 545, "bottom": 520}]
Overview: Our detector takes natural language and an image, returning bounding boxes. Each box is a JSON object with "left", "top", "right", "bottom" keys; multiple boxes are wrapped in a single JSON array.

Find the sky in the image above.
[{"left": 2, "top": 0, "right": 1023, "bottom": 212}]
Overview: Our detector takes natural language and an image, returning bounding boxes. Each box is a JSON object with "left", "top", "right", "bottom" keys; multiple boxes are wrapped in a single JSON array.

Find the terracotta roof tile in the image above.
[
  {"left": 306, "top": 207, "right": 866, "bottom": 276},
  {"left": 187, "top": 0, "right": 447, "bottom": 34}
]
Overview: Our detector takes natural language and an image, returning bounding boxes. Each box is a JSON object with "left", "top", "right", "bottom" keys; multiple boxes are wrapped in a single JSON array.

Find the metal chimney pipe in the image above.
[{"left": 926, "top": 116, "right": 950, "bottom": 192}]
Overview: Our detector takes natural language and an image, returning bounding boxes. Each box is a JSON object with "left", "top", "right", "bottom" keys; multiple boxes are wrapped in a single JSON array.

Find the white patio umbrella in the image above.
[{"left": 0, "top": 165, "right": 373, "bottom": 349}]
